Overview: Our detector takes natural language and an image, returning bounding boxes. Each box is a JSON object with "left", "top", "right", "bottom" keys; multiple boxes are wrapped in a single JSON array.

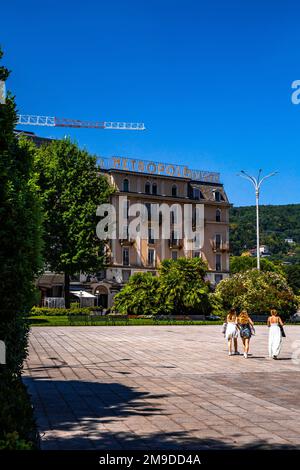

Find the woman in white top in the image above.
[
  {"left": 225, "top": 309, "right": 239, "bottom": 356},
  {"left": 267, "top": 309, "right": 284, "bottom": 359}
]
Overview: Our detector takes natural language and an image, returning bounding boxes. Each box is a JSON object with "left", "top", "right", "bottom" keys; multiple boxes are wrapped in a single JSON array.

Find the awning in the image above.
[{"left": 72, "top": 290, "right": 96, "bottom": 299}]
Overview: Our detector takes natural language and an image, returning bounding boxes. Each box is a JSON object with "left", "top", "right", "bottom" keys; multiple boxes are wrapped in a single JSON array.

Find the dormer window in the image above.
[
  {"left": 152, "top": 183, "right": 157, "bottom": 195},
  {"left": 123, "top": 178, "right": 129, "bottom": 192},
  {"left": 145, "top": 182, "right": 151, "bottom": 194},
  {"left": 214, "top": 190, "right": 225, "bottom": 202},
  {"left": 193, "top": 188, "right": 204, "bottom": 200},
  {"left": 172, "top": 185, "right": 177, "bottom": 197}
]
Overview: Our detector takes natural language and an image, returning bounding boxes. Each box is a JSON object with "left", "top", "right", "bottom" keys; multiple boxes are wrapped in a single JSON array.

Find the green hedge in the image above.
[
  {"left": 0, "top": 374, "right": 38, "bottom": 450},
  {"left": 30, "top": 306, "right": 101, "bottom": 316}
]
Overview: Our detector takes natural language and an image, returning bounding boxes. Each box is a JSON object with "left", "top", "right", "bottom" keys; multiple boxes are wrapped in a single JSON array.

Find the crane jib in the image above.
[{"left": 16, "top": 115, "right": 145, "bottom": 130}]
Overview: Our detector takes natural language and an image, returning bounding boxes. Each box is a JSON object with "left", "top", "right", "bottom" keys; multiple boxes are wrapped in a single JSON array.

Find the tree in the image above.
[
  {"left": 216, "top": 269, "right": 297, "bottom": 319},
  {"left": 112, "top": 257, "right": 212, "bottom": 316},
  {"left": 230, "top": 204, "right": 300, "bottom": 262},
  {"left": 284, "top": 264, "right": 300, "bottom": 295},
  {"left": 0, "top": 48, "right": 43, "bottom": 375},
  {"left": 158, "top": 257, "right": 211, "bottom": 315},
  {"left": 113, "top": 272, "right": 161, "bottom": 315},
  {"left": 34, "top": 139, "right": 112, "bottom": 307},
  {"left": 230, "top": 256, "right": 285, "bottom": 276}
]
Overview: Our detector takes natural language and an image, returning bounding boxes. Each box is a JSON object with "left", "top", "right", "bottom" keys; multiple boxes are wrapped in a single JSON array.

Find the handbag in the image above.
[{"left": 279, "top": 324, "right": 286, "bottom": 338}]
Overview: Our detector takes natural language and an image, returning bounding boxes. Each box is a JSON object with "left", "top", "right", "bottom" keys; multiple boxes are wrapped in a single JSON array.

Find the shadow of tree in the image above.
[{"left": 23, "top": 377, "right": 299, "bottom": 451}]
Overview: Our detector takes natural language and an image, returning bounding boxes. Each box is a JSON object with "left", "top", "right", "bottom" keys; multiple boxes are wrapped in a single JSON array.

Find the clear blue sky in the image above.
[{"left": 2, "top": 0, "right": 300, "bottom": 206}]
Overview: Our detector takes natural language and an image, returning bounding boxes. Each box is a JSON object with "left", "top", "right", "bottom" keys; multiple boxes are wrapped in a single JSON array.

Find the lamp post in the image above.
[
  {"left": 237, "top": 170, "right": 277, "bottom": 270},
  {"left": 95, "top": 289, "right": 100, "bottom": 308},
  {"left": 79, "top": 290, "right": 83, "bottom": 308}
]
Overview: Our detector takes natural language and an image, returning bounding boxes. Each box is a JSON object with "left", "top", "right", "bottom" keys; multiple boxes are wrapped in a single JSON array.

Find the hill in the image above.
[{"left": 229, "top": 204, "right": 300, "bottom": 263}]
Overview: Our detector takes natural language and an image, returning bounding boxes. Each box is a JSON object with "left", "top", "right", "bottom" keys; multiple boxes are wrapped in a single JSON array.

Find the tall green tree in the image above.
[
  {"left": 113, "top": 272, "right": 161, "bottom": 315},
  {"left": 158, "top": 257, "right": 211, "bottom": 315},
  {"left": 34, "top": 139, "right": 112, "bottom": 307},
  {"left": 0, "top": 48, "right": 43, "bottom": 375},
  {"left": 230, "top": 256, "right": 285, "bottom": 276},
  {"left": 284, "top": 264, "right": 300, "bottom": 295}
]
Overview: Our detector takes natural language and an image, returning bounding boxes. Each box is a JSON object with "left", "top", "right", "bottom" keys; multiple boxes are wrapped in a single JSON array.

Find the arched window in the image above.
[
  {"left": 123, "top": 178, "right": 129, "bottom": 192},
  {"left": 145, "top": 182, "right": 151, "bottom": 194},
  {"left": 216, "top": 209, "right": 221, "bottom": 222},
  {"left": 152, "top": 183, "right": 157, "bottom": 195},
  {"left": 172, "top": 184, "right": 177, "bottom": 197}
]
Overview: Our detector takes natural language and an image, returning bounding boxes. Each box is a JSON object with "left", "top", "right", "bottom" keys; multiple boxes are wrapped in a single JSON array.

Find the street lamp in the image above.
[
  {"left": 237, "top": 169, "right": 277, "bottom": 270},
  {"left": 79, "top": 290, "right": 83, "bottom": 308},
  {"left": 95, "top": 289, "right": 100, "bottom": 308}
]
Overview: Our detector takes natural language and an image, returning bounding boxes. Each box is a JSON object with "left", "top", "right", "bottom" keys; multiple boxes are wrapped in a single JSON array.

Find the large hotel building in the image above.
[{"left": 35, "top": 147, "right": 230, "bottom": 308}]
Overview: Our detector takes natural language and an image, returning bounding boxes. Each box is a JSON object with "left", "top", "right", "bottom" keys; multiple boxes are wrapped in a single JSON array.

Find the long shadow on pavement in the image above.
[{"left": 23, "top": 377, "right": 299, "bottom": 451}]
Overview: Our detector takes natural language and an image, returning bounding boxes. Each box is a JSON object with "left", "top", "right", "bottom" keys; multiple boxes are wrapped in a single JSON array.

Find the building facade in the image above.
[
  {"left": 86, "top": 157, "right": 230, "bottom": 308},
  {"left": 32, "top": 146, "right": 231, "bottom": 308}
]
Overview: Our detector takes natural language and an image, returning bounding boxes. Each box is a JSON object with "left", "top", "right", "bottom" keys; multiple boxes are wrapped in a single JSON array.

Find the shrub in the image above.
[
  {"left": 113, "top": 272, "right": 161, "bottom": 315},
  {"left": 0, "top": 374, "right": 38, "bottom": 450},
  {"left": 216, "top": 269, "right": 297, "bottom": 319},
  {"left": 158, "top": 257, "right": 212, "bottom": 316},
  {"left": 30, "top": 306, "right": 97, "bottom": 316},
  {"left": 113, "top": 257, "right": 213, "bottom": 316}
]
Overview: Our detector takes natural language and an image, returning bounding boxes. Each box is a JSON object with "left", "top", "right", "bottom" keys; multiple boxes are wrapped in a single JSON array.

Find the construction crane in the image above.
[{"left": 16, "top": 114, "right": 146, "bottom": 131}]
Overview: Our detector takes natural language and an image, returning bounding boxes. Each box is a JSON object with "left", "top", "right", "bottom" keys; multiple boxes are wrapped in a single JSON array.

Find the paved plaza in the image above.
[{"left": 23, "top": 325, "right": 300, "bottom": 450}]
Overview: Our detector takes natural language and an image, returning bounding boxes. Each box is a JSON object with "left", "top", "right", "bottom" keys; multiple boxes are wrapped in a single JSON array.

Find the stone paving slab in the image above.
[{"left": 23, "top": 325, "right": 300, "bottom": 450}]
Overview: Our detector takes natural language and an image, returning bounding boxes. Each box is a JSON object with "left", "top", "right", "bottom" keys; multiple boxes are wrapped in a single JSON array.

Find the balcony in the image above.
[
  {"left": 169, "top": 239, "right": 183, "bottom": 249},
  {"left": 210, "top": 239, "right": 229, "bottom": 253},
  {"left": 119, "top": 238, "right": 135, "bottom": 247}
]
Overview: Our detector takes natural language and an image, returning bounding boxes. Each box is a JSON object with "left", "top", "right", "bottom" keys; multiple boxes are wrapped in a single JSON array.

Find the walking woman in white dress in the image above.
[
  {"left": 267, "top": 309, "right": 283, "bottom": 359},
  {"left": 225, "top": 309, "right": 239, "bottom": 356}
]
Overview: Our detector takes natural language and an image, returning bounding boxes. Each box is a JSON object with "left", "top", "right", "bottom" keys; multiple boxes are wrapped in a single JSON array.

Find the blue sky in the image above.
[{"left": 2, "top": 0, "right": 300, "bottom": 206}]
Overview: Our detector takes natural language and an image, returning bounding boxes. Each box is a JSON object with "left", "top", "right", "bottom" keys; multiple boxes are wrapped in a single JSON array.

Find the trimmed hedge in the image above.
[
  {"left": 0, "top": 374, "right": 38, "bottom": 450},
  {"left": 30, "top": 306, "right": 102, "bottom": 316}
]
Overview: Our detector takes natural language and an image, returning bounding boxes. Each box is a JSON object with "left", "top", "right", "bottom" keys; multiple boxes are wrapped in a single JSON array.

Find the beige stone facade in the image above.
[
  {"left": 37, "top": 156, "right": 230, "bottom": 309},
  {"left": 92, "top": 163, "right": 230, "bottom": 307}
]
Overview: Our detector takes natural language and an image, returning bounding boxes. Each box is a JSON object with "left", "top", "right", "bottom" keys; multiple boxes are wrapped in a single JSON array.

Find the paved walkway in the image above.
[{"left": 23, "top": 325, "right": 300, "bottom": 450}]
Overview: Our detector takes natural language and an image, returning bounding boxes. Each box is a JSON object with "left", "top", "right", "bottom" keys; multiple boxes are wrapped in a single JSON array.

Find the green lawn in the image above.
[
  {"left": 28, "top": 316, "right": 223, "bottom": 327},
  {"left": 29, "top": 316, "right": 299, "bottom": 327}
]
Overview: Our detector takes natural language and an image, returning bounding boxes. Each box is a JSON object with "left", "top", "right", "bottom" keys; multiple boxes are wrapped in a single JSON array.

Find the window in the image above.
[
  {"left": 172, "top": 251, "right": 178, "bottom": 260},
  {"left": 122, "top": 270, "right": 131, "bottom": 282},
  {"left": 123, "top": 178, "right": 129, "bottom": 192},
  {"left": 96, "top": 270, "right": 106, "bottom": 281},
  {"left": 214, "top": 191, "right": 221, "bottom": 202},
  {"left": 171, "top": 207, "right": 178, "bottom": 225},
  {"left": 214, "top": 190, "right": 224, "bottom": 202},
  {"left": 172, "top": 185, "right": 177, "bottom": 197},
  {"left": 145, "top": 182, "right": 151, "bottom": 194},
  {"left": 123, "top": 200, "right": 129, "bottom": 218},
  {"left": 145, "top": 202, "right": 151, "bottom": 221},
  {"left": 193, "top": 251, "right": 200, "bottom": 258},
  {"left": 152, "top": 183, "right": 157, "bottom": 195},
  {"left": 215, "top": 234, "right": 221, "bottom": 250},
  {"left": 216, "top": 209, "right": 221, "bottom": 222},
  {"left": 122, "top": 248, "right": 129, "bottom": 266},
  {"left": 148, "top": 228, "right": 154, "bottom": 244},
  {"left": 171, "top": 230, "right": 178, "bottom": 243},
  {"left": 148, "top": 249, "right": 155, "bottom": 266},
  {"left": 193, "top": 188, "right": 204, "bottom": 200},
  {"left": 215, "top": 274, "right": 223, "bottom": 284},
  {"left": 216, "top": 254, "right": 221, "bottom": 271}
]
